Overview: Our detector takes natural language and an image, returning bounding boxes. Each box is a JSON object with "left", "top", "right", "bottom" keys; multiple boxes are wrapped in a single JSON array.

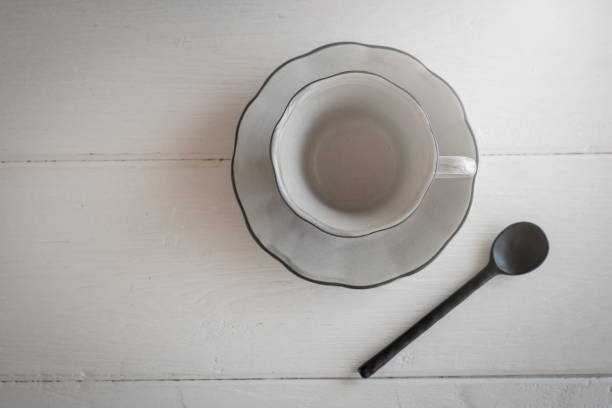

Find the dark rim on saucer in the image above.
[{"left": 231, "top": 41, "right": 479, "bottom": 289}]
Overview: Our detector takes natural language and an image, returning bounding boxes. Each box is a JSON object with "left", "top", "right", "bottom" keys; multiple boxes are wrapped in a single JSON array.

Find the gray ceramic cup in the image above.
[{"left": 271, "top": 72, "right": 476, "bottom": 238}]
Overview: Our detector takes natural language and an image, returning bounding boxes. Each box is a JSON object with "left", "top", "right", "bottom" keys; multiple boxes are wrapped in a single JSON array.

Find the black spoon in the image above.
[{"left": 359, "top": 221, "right": 549, "bottom": 378}]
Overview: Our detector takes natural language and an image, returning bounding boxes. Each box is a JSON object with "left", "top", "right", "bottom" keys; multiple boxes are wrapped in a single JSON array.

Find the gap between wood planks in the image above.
[
  {"left": 2, "top": 374, "right": 612, "bottom": 384},
  {"left": 1, "top": 151, "right": 612, "bottom": 167}
]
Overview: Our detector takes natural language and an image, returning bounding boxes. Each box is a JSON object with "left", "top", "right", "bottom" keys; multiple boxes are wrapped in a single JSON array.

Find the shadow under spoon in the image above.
[{"left": 359, "top": 221, "right": 549, "bottom": 378}]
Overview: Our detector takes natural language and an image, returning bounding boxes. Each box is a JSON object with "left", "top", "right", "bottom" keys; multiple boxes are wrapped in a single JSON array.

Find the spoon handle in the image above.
[{"left": 359, "top": 262, "right": 498, "bottom": 378}]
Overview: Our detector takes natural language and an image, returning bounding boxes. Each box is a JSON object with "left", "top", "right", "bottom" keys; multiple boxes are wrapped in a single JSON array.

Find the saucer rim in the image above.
[{"left": 231, "top": 41, "right": 479, "bottom": 289}]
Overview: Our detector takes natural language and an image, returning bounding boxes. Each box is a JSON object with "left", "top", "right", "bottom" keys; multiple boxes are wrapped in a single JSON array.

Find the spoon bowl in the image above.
[{"left": 492, "top": 222, "right": 549, "bottom": 275}]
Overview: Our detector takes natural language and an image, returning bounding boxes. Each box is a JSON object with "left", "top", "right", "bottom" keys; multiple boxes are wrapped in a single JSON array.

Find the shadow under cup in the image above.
[{"left": 271, "top": 72, "right": 439, "bottom": 238}]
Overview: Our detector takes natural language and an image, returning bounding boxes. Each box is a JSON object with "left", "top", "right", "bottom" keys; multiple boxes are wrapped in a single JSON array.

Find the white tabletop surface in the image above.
[{"left": 1, "top": 0, "right": 611, "bottom": 406}]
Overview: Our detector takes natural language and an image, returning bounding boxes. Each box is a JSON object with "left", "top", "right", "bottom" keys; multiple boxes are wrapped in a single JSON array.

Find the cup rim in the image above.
[{"left": 269, "top": 70, "right": 441, "bottom": 238}]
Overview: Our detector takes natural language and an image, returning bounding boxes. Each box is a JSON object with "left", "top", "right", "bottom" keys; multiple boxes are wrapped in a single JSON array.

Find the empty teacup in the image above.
[{"left": 271, "top": 72, "right": 476, "bottom": 237}]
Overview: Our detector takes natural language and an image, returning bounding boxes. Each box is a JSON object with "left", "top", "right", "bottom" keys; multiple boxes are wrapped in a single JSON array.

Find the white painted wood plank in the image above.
[
  {"left": 0, "top": 156, "right": 611, "bottom": 380},
  {"left": 1, "top": 0, "right": 611, "bottom": 160},
  {"left": 1, "top": 378, "right": 611, "bottom": 408}
]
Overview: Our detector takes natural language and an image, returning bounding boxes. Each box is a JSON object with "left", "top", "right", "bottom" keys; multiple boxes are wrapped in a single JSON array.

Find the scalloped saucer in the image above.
[{"left": 232, "top": 42, "right": 478, "bottom": 288}]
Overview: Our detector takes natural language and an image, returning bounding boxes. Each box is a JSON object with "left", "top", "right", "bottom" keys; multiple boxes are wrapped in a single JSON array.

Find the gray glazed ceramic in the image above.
[
  {"left": 232, "top": 42, "right": 478, "bottom": 288},
  {"left": 270, "top": 72, "right": 476, "bottom": 238}
]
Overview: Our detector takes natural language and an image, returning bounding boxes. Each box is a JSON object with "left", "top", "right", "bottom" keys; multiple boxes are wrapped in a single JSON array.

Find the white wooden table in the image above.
[{"left": 1, "top": 1, "right": 611, "bottom": 406}]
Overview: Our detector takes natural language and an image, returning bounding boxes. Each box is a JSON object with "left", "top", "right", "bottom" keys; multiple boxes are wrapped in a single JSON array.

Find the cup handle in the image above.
[{"left": 436, "top": 156, "right": 477, "bottom": 179}]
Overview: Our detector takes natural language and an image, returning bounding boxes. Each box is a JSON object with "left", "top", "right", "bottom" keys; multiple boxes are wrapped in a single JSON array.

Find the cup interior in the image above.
[{"left": 271, "top": 72, "right": 437, "bottom": 237}]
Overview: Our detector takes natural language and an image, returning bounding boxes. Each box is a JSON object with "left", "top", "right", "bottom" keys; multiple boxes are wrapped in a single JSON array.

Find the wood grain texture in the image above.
[
  {"left": 1, "top": 0, "right": 611, "bottom": 161},
  {"left": 2, "top": 1, "right": 612, "bottom": 403},
  {"left": 1, "top": 156, "right": 611, "bottom": 380},
  {"left": 2, "top": 378, "right": 612, "bottom": 408}
]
